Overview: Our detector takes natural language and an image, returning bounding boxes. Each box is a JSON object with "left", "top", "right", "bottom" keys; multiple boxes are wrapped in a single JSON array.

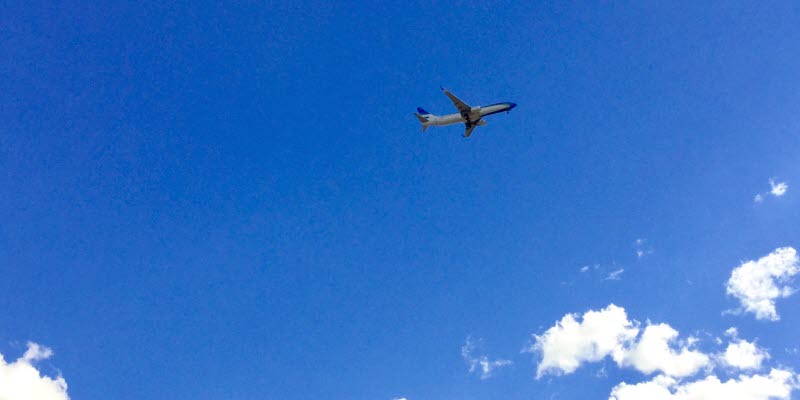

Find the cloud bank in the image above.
[
  {"left": 530, "top": 303, "right": 798, "bottom": 399},
  {"left": 609, "top": 369, "right": 797, "bottom": 400}
]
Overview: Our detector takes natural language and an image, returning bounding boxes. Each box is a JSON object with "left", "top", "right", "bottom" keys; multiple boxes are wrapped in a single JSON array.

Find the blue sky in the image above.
[{"left": 2, "top": 2, "right": 800, "bottom": 399}]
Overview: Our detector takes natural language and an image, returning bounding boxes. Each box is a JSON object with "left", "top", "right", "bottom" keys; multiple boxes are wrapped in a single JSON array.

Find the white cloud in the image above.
[
  {"left": 609, "top": 369, "right": 797, "bottom": 400},
  {"left": 616, "top": 324, "right": 710, "bottom": 378},
  {"left": 606, "top": 268, "right": 625, "bottom": 281},
  {"left": 528, "top": 305, "right": 797, "bottom": 399},
  {"left": 531, "top": 304, "right": 638, "bottom": 378},
  {"left": 22, "top": 342, "right": 54, "bottom": 362},
  {"left": 726, "top": 247, "right": 799, "bottom": 321},
  {"left": 461, "top": 336, "right": 512, "bottom": 380},
  {"left": 769, "top": 179, "right": 788, "bottom": 197},
  {"left": 755, "top": 179, "right": 789, "bottom": 203},
  {"left": 721, "top": 339, "right": 770, "bottom": 370},
  {"left": 531, "top": 305, "right": 709, "bottom": 378},
  {"left": 0, "top": 342, "right": 69, "bottom": 400},
  {"left": 580, "top": 266, "right": 590, "bottom": 273}
]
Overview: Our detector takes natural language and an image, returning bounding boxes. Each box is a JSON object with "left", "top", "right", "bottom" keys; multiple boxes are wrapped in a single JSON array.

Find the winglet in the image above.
[{"left": 440, "top": 85, "right": 445, "bottom": 91}]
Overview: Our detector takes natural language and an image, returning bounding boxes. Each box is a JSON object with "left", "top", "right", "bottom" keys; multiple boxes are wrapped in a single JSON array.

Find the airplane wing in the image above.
[
  {"left": 441, "top": 87, "right": 472, "bottom": 118},
  {"left": 463, "top": 123, "right": 476, "bottom": 138}
]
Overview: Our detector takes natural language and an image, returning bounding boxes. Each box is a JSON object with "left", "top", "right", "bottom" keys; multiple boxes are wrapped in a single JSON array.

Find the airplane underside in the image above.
[{"left": 415, "top": 88, "right": 516, "bottom": 138}]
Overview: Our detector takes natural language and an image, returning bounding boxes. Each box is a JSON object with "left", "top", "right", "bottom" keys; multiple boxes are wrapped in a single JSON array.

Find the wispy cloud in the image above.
[
  {"left": 754, "top": 178, "right": 789, "bottom": 203},
  {"left": 605, "top": 268, "right": 625, "bottom": 281},
  {"left": 724, "top": 327, "right": 738, "bottom": 338},
  {"left": 461, "top": 336, "right": 512, "bottom": 380},
  {"left": 634, "top": 238, "right": 654, "bottom": 259}
]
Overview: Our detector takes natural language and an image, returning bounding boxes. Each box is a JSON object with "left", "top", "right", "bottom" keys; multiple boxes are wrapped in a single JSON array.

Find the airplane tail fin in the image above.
[
  {"left": 417, "top": 107, "right": 431, "bottom": 115},
  {"left": 414, "top": 113, "right": 429, "bottom": 132}
]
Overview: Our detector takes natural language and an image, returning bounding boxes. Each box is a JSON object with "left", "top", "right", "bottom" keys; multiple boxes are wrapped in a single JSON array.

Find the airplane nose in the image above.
[{"left": 509, "top": 102, "right": 517, "bottom": 109}]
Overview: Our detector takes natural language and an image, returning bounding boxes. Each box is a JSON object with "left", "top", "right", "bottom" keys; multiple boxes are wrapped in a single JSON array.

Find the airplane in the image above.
[{"left": 414, "top": 87, "right": 517, "bottom": 138}]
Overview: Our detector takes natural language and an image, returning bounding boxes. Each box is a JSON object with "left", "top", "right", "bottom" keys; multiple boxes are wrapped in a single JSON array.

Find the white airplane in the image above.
[{"left": 414, "top": 87, "right": 517, "bottom": 138}]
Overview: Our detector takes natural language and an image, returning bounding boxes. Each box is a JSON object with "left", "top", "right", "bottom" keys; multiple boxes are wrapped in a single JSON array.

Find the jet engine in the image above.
[
  {"left": 476, "top": 119, "right": 487, "bottom": 126},
  {"left": 468, "top": 106, "right": 482, "bottom": 121}
]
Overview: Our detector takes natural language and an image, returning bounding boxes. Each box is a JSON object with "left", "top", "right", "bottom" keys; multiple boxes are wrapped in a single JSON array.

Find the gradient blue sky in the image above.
[{"left": 2, "top": 2, "right": 800, "bottom": 399}]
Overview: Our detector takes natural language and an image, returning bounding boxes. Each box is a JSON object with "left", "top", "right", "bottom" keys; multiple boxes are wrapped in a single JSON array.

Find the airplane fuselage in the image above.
[{"left": 422, "top": 102, "right": 516, "bottom": 127}]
